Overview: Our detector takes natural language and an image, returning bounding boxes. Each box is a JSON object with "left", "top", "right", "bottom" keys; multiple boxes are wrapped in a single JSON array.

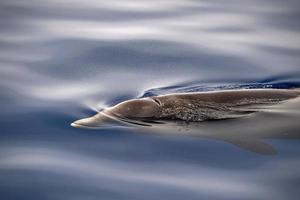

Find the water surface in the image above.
[{"left": 1, "top": 0, "right": 300, "bottom": 199}]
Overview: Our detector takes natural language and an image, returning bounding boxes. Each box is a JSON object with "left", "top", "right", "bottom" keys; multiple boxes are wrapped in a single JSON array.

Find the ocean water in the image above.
[{"left": 1, "top": 0, "right": 300, "bottom": 199}]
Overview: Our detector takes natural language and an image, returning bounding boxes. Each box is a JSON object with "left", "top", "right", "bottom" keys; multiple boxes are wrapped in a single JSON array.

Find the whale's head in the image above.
[
  {"left": 71, "top": 97, "right": 161, "bottom": 128},
  {"left": 108, "top": 97, "right": 161, "bottom": 119}
]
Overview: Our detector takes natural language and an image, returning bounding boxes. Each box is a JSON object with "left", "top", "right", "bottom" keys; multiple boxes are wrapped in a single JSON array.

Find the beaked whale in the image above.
[
  {"left": 71, "top": 88, "right": 300, "bottom": 155},
  {"left": 72, "top": 88, "right": 300, "bottom": 127}
]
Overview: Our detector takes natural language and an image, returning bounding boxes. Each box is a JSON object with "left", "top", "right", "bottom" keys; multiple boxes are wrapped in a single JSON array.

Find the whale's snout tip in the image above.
[
  {"left": 70, "top": 117, "right": 97, "bottom": 129},
  {"left": 70, "top": 122, "right": 80, "bottom": 128},
  {"left": 70, "top": 120, "right": 84, "bottom": 128}
]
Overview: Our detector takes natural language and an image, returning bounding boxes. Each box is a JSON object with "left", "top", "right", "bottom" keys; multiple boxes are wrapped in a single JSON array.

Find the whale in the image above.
[
  {"left": 72, "top": 88, "right": 300, "bottom": 127},
  {"left": 71, "top": 88, "right": 300, "bottom": 155}
]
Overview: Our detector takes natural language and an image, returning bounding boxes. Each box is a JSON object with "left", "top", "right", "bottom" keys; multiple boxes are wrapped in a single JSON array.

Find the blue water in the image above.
[{"left": 1, "top": 0, "right": 300, "bottom": 199}]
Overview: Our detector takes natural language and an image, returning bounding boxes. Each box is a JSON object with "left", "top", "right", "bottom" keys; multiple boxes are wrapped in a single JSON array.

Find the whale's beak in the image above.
[
  {"left": 71, "top": 112, "right": 123, "bottom": 129},
  {"left": 71, "top": 117, "right": 97, "bottom": 128}
]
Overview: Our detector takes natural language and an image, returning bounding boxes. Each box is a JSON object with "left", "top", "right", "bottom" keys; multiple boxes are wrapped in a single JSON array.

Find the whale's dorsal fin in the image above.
[{"left": 224, "top": 137, "right": 277, "bottom": 155}]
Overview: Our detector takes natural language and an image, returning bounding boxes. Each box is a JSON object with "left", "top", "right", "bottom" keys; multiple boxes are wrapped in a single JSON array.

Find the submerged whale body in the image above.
[
  {"left": 72, "top": 89, "right": 300, "bottom": 127},
  {"left": 71, "top": 88, "right": 300, "bottom": 155}
]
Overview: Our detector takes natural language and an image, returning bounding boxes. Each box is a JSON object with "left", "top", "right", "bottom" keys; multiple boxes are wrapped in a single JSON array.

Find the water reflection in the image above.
[
  {"left": 1, "top": 146, "right": 300, "bottom": 200},
  {"left": 1, "top": 0, "right": 300, "bottom": 105}
]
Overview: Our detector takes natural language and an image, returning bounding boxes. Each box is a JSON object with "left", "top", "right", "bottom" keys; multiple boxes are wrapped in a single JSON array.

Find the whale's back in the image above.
[
  {"left": 153, "top": 89, "right": 300, "bottom": 121},
  {"left": 163, "top": 89, "right": 300, "bottom": 104}
]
